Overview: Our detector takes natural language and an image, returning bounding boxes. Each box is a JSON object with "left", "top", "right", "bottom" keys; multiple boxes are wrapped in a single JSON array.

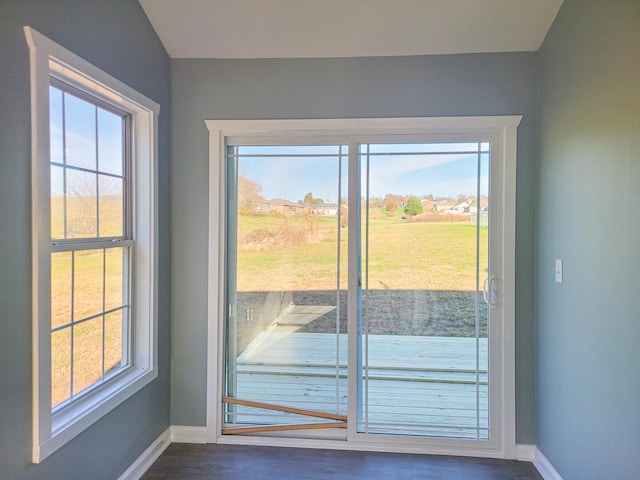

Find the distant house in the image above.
[
  {"left": 268, "top": 200, "right": 340, "bottom": 216},
  {"left": 269, "top": 198, "right": 307, "bottom": 215},
  {"left": 436, "top": 200, "right": 456, "bottom": 214},
  {"left": 252, "top": 200, "right": 271, "bottom": 212},
  {"left": 468, "top": 196, "right": 489, "bottom": 215},
  {"left": 452, "top": 201, "right": 471, "bottom": 214},
  {"left": 312, "top": 203, "right": 339, "bottom": 215}
]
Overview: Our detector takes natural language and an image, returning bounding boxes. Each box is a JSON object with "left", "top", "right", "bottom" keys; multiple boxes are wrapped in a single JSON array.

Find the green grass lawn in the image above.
[
  {"left": 236, "top": 213, "right": 487, "bottom": 292},
  {"left": 50, "top": 195, "right": 127, "bottom": 406},
  {"left": 50, "top": 247, "right": 125, "bottom": 407},
  {"left": 51, "top": 195, "right": 123, "bottom": 239}
]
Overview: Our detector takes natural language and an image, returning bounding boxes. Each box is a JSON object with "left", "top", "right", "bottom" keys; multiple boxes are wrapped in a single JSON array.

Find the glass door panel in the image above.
[
  {"left": 224, "top": 145, "right": 348, "bottom": 432},
  {"left": 358, "top": 142, "right": 490, "bottom": 439}
]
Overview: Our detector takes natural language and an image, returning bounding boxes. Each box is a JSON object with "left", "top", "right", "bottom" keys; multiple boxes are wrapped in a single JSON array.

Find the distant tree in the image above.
[
  {"left": 383, "top": 193, "right": 404, "bottom": 215},
  {"left": 369, "top": 196, "right": 384, "bottom": 209},
  {"left": 384, "top": 193, "right": 404, "bottom": 205},
  {"left": 66, "top": 173, "right": 98, "bottom": 236},
  {"left": 65, "top": 173, "right": 125, "bottom": 237},
  {"left": 303, "top": 192, "right": 324, "bottom": 204},
  {"left": 238, "top": 175, "right": 265, "bottom": 214},
  {"left": 404, "top": 195, "right": 423, "bottom": 217}
]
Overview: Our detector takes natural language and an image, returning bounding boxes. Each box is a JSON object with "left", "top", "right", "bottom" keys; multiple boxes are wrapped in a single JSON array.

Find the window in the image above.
[
  {"left": 206, "top": 117, "right": 519, "bottom": 458},
  {"left": 26, "top": 27, "right": 159, "bottom": 462},
  {"left": 49, "top": 82, "right": 132, "bottom": 410}
]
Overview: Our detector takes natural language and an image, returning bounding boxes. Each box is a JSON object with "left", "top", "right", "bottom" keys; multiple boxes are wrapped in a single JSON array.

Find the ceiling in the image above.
[{"left": 139, "top": 0, "right": 563, "bottom": 59}]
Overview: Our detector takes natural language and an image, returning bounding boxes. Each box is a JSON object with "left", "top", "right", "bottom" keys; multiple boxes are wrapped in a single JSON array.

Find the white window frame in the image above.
[
  {"left": 25, "top": 27, "right": 159, "bottom": 463},
  {"left": 206, "top": 116, "right": 520, "bottom": 459}
]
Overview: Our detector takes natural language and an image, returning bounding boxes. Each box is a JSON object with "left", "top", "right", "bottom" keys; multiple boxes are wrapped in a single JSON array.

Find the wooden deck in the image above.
[{"left": 227, "top": 326, "right": 489, "bottom": 439}]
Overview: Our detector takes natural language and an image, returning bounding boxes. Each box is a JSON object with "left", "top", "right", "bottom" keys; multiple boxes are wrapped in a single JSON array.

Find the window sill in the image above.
[{"left": 35, "top": 366, "right": 157, "bottom": 463}]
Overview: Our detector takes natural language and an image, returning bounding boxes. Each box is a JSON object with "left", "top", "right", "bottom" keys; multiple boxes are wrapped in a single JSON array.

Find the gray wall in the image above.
[
  {"left": 0, "top": 1, "right": 171, "bottom": 479},
  {"left": 536, "top": 1, "right": 640, "bottom": 478},
  {"left": 171, "top": 53, "right": 539, "bottom": 443}
]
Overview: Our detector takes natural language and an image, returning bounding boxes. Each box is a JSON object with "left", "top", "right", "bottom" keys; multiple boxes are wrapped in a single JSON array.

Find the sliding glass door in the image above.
[
  {"left": 212, "top": 118, "right": 517, "bottom": 454},
  {"left": 356, "top": 142, "right": 490, "bottom": 439},
  {"left": 223, "top": 145, "right": 349, "bottom": 433}
]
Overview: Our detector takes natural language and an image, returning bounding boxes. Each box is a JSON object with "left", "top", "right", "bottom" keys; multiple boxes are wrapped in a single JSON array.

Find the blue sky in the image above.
[
  {"left": 49, "top": 86, "right": 124, "bottom": 197},
  {"left": 234, "top": 144, "right": 489, "bottom": 202}
]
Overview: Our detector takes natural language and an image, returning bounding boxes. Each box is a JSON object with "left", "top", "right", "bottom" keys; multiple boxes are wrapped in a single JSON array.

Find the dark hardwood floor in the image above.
[{"left": 142, "top": 444, "right": 543, "bottom": 479}]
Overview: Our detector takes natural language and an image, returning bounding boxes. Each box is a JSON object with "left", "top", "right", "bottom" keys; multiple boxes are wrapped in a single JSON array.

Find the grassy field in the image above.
[
  {"left": 51, "top": 194, "right": 122, "bottom": 239},
  {"left": 51, "top": 308, "right": 123, "bottom": 406},
  {"left": 51, "top": 248, "right": 125, "bottom": 406},
  {"left": 50, "top": 192, "right": 126, "bottom": 406},
  {"left": 236, "top": 212, "right": 488, "bottom": 292}
]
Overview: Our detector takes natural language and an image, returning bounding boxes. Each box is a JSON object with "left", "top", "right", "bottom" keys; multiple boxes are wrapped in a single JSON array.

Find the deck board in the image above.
[
  {"left": 230, "top": 331, "right": 489, "bottom": 439},
  {"left": 240, "top": 332, "right": 487, "bottom": 370}
]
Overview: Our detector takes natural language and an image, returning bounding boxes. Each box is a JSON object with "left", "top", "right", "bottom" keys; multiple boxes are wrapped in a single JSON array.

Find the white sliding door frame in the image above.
[{"left": 205, "top": 116, "right": 520, "bottom": 459}]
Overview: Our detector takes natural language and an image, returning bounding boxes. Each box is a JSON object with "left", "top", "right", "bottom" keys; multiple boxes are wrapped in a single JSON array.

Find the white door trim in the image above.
[{"left": 205, "top": 116, "right": 520, "bottom": 458}]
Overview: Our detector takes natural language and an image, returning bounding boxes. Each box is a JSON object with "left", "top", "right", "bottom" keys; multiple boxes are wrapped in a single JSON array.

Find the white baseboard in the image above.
[
  {"left": 515, "top": 443, "right": 536, "bottom": 461},
  {"left": 533, "top": 447, "right": 563, "bottom": 480},
  {"left": 170, "top": 425, "right": 207, "bottom": 444},
  {"left": 117, "top": 427, "right": 171, "bottom": 480}
]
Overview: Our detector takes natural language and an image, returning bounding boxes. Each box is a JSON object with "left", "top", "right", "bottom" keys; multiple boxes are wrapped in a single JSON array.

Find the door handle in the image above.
[
  {"left": 483, "top": 276, "right": 498, "bottom": 306},
  {"left": 483, "top": 277, "right": 490, "bottom": 304}
]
